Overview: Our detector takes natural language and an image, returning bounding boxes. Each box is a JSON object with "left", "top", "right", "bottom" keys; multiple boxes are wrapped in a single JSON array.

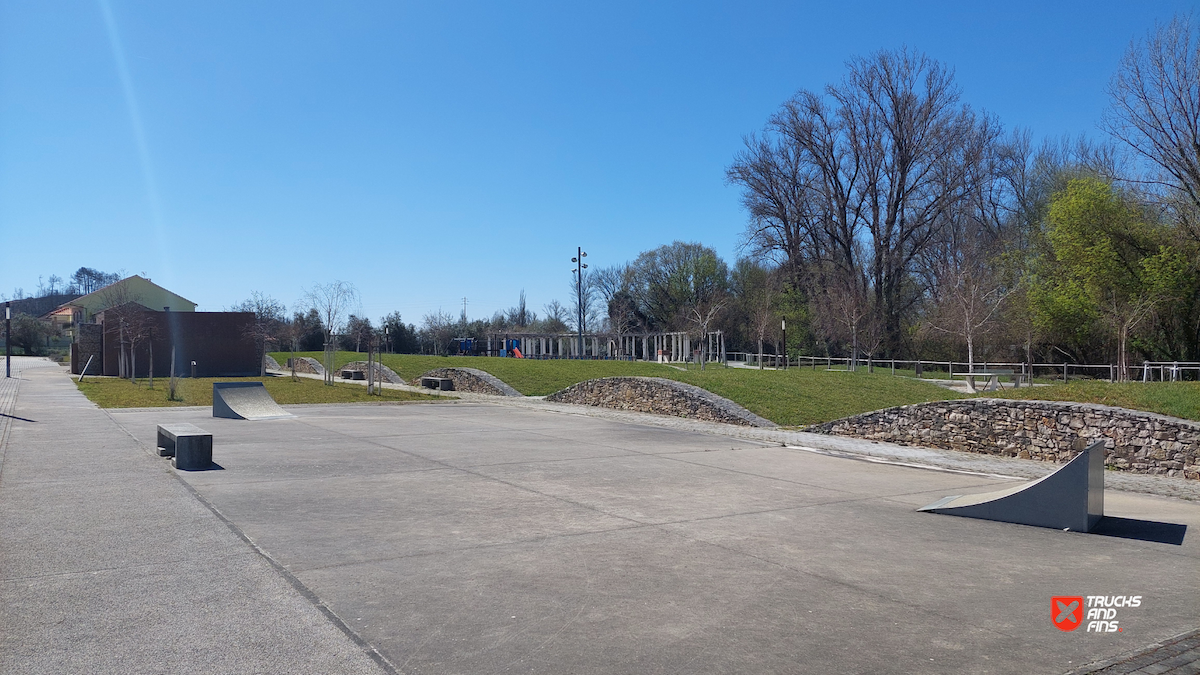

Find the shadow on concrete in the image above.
[
  {"left": 0, "top": 412, "right": 37, "bottom": 422},
  {"left": 1091, "top": 516, "right": 1187, "bottom": 545},
  {"left": 175, "top": 461, "right": 225, "bottom": 472}
]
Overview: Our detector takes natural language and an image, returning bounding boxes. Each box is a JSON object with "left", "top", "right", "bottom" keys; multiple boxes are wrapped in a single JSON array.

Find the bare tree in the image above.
[
  {"left": 303, "top": 281, "right": 358, "bottom": 348},
  {"left": 928, "top": 263, "right": 1013, "bottom": 371},
  {"left": 541, "top": 300, "right": 570, "bottom": 334},
  {"left": 730, "top": 47, "right": 1001, "bottom": 355},
  {"left": 231, "top": 292, "right": 287, "bottom": 376},
  {"left": 1105, "top": 14, "right": 1200, "bottom": 242},
  {"left": 687, "top": 299, "right": 726, "bottom": 370},
  {"left": 749, "top": 276, "right": 778, "bottom": 370}
]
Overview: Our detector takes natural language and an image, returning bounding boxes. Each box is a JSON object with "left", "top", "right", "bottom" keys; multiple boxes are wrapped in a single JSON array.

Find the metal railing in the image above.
[{"left": 722, "top": 353, "right": 1200, "bottom": 383}]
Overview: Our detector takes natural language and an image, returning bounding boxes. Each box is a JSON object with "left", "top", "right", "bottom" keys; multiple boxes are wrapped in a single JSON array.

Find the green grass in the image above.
[
  {"left": 272, "top": 351, "right": 965, "bottom": 426},
  {"left": 987, "top": 380, "right": 1200, "bottom": 422},
  {"left": 76, "top": 375, "right": 443, "bottom": 408}
]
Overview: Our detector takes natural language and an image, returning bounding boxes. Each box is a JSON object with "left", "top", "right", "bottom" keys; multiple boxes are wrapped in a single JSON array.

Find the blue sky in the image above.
[{"left": 1, "top": 1, "right": 1195, "bottom": 325}]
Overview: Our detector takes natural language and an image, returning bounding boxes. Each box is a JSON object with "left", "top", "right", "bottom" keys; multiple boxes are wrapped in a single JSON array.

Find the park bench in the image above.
[
  {"left": 420, "top": 376, "right": 454, "bottom": 391},
  {"left": 156, "top": 423, "right": 213, "bottom": 471},
  {"left": 952, "top": 369, "right": 1014, "bottom": 394}
]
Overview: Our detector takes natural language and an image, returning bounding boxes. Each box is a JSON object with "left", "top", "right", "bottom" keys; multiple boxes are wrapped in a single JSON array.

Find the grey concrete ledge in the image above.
[
  {"left": 414, "top": 367, "right": 523, "bottom": 397},
  {"left": 339, "top": 361, "right": 404, "bottom": 384},
  {"left": 546, "top": 376, "right": 776, "bottom": 428}
]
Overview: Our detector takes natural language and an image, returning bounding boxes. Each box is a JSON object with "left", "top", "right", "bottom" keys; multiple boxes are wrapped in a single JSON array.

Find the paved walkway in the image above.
[
  {"left": 0, "top": 358, "right": 388, "bottom": 674},
  {"left": 1071, "top": 628, "right": 1200, "bottom": 674}
]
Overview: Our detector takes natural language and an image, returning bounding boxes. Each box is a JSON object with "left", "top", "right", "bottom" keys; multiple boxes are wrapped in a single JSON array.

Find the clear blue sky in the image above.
[{"left": 1, "top": 1, "right": 1195, "bottom": 324}]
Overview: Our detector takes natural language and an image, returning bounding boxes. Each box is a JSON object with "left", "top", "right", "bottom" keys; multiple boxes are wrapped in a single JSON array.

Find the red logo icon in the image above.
[{"left": 1053, "top": 596, "right": 1084, "bottom": 631}]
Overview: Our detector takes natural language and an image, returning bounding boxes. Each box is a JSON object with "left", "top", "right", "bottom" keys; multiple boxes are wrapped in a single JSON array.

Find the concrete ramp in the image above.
[
  {"left": 919, "top": 441, "right": 1105, "bottom": 532},
  {"left": 213, "top": 382, "right": 294, "bottom": 420}
]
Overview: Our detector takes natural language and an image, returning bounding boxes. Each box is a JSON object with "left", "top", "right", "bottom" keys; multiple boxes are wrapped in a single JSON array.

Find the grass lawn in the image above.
[
  {"left": 987, "top": 380, "right": 1200, "bottom": 422},
  {"left": 76, "top": 375, "right": 443, "bottom": 408},
  {"left": 273, "top": 351, "right": 965, "bottom": 426}
]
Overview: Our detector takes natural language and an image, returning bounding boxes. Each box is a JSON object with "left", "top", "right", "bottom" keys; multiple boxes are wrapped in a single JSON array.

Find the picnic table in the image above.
[{"left": 952, "top": 369, "right": 1014, "bottom": 394}]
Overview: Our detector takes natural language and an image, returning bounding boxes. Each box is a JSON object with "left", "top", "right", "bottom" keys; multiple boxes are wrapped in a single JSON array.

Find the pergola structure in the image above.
[{"left": 485, "top": 330, "right": 726, "bottom": 363}]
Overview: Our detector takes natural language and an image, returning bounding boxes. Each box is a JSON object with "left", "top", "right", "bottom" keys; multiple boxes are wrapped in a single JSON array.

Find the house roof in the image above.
[{"left": 53, "top": 275, "right": 197, "bottom": 316}]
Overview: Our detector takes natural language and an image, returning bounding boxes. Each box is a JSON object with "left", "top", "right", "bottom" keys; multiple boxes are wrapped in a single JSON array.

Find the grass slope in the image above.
[
  {"left": 76, "top": 375, "right": 441, "bottom": 408},
  {"left": 272, "top": 352, "right": 964, "bottom": 426}
]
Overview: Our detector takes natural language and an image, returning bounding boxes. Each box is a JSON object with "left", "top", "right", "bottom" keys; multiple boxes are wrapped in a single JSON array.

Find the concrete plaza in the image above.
[{"left": 2, "top": 358, "right": 1198, "bottom": 674}]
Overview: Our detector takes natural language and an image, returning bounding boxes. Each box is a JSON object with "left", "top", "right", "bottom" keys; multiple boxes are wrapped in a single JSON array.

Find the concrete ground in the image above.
[{"left": 3, "top": 358, "right": 1198, "bottom": 674}]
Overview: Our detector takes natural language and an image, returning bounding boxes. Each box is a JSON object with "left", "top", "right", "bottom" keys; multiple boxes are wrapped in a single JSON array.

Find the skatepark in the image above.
[{"left": 1, "top": 357, "right": 1198, "bottom": 674}]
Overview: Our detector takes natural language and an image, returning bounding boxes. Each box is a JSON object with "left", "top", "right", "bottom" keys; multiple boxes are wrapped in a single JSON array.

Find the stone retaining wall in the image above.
[
  {"left": 414, "top": 368, "right": 522, "bottom": 397},
  {"left": 546, "top": 377, "right": 776, "bottom": 428},
  {"left": 287, "top": 357, "right": 324, "bottom": 376},
  {"left": 808, "top": 399, "right": 1200, "bottom": 479},
  {"left": 264, "top": 355, "right": 281, "bottom": 371},
  {"left": 340, "top": 361, "right": 404, "bottom": 384}
]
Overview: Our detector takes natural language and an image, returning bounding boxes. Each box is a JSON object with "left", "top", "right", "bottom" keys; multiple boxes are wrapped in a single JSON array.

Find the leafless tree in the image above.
[
  {"left": 749, "top": 275, "right": 778, "bottom": 370},
  {"left": 687, "top": 299, "right": 726, "bottom": 370},
  {"left": 541, "top": 300, "right": 570, "bottom": 333},
  {"left": 420, "top": 309, "right": 456, "bottom": 355},
  {"left": 729, "top": 47, "right": 1002, "bottom": 354},
  {"left": 1105, "top": 14, "right": 1200, "bottom": 242},
  {"left": 303, "top": 281, "right": 358, "bottom": 348},
  {"left": 231, "top": 292, "right": 287, "bottom": 376}
]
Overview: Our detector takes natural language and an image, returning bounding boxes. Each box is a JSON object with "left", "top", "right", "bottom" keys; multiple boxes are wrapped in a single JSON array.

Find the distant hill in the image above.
[{"left": 8, "top": 293, "right": 82, "bottom": 317}]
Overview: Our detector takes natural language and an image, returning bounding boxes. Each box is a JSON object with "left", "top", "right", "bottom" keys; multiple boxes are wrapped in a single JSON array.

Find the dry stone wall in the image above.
[
  {"left": 340, "top": 361, "right": 404, "bottom": 384},
  {"left": 546, "top": 377, "right": 776, "bottom": 428},
  {"left": 264, "top": 355, "right": 282, "bottom": 371},
  {"left": 287, "top": 357, "right": 324, "bottom": 376},
  {"left": 808, "top": 399, "right": 1200, "bottom": 479},
  {"left": 414, "top": 368, "right": 522, "bottom": 397}
]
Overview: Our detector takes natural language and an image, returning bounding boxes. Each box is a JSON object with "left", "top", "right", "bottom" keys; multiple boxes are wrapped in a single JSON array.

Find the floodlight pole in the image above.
[
  {"left": 572, "top": 247, "right": 587, "bottom": 359},
  {"left": 5, "top": 301, "right": 11, "bottom": 378}
]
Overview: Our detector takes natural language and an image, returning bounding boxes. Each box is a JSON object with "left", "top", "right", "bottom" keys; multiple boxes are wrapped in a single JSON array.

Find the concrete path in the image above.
[{"left": 0, "top": 358, "right": 388, "bottom": 674}]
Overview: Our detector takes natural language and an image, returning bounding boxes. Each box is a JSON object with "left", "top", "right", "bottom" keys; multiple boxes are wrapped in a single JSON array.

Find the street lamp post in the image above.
[
  {"left": 571, "top": 247, "right": 587, "bottom": 359},
  {"left": 5, "top": 301, "right": 10, "bottom": 378},
  {"left": 781, "top": 317, "right": 787, "bottom": 370}
]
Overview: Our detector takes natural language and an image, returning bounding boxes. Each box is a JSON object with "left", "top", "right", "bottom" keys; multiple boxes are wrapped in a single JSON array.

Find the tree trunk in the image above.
[
  {"left": 758, "top": 337, "right": 764, "bottom": 370},
  {"left": 148, "top": 340, "right": 154, "bottom": 389}
]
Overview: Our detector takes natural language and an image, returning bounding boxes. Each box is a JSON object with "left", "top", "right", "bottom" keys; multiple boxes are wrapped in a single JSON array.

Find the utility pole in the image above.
[
  {"left": 571, "top": 247, "right": 587, "bottom": 359},
  {"left": 461, "top": 297, "right": 468, "bottom": 327},
  {"left": 5, "top": 301, "right": 10, "bottom": 378}
]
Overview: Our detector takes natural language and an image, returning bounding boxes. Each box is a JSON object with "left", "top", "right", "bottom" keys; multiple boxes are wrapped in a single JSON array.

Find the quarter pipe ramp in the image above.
[
  {"left": 212, "top": 382, "right": 294, "bottom": 421},
  {"left": 919, "top": 440, "right": 1105, "bottom": 532}
]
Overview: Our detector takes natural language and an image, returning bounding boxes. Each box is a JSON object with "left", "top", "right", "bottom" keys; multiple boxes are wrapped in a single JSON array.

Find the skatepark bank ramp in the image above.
[
  {"left": 213, "top": 382, "right": 294, "bottom": 420},
  {"left": 919, "top": 440, "right": 1105, "bottom": 532}
]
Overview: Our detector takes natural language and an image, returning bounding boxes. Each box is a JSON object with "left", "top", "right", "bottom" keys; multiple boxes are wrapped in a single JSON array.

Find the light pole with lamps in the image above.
[{"left": 571, "top": 247, "right": 587, "bottom": 359}]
